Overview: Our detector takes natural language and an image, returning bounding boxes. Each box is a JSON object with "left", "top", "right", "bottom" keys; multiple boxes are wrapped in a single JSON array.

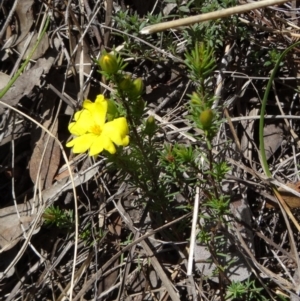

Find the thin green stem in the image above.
[
  {"left": 0, "top": 17, "right": 50, "bottom": 99},
  {"left": 208, "top": 147, "right": 219, "bottom": 199},
  {"left": 259, "top": 41, "right": 300, "bottom": 177},
  {"left": 122, "top": 100, "right": 159, "bottom": 191}
]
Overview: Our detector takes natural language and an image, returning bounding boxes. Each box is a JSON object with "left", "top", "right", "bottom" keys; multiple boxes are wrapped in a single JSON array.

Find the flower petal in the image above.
[
  {"left": 69, "top": 110, "right": 94, "bottom": 136},
  {"left": 102, "top": 117, "right": 129, "bottom": 146},
  {"left": 66, "top": 133, "right": 95, "bottom": 153},
  {"left": 89, "top": 135, "right": 116, "bottom": 155},
  {"left": 95, "top": 94, "right": 106, "bottom": 104},
  {"left": 83, "top": 95, "right": 107, "bottom": 126}
]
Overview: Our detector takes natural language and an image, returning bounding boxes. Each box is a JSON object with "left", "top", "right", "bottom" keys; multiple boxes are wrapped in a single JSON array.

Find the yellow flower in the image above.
[{"left": 66, "top": 95, "right": 129, "bottom": 156}]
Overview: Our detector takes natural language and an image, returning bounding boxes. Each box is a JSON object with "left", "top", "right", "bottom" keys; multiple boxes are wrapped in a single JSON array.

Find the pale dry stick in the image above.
[
  {"left": 140, "top": 0, "right": 289, "bottom": 34},
  {"left": 0, "top": 0, "right": 18, "bottom": 41},
  {"left": 78, "top": 0, "right": 85, "bottom": 102},
  {"left": 213, "top": 43, "right": 235, "bottom": 109},
  {"left": 150, "top": 0, "right": 160, "bottom": 15},
  {"left": 187, "top": 187, "right": 200, "bottom": 276},
  {"left": 162, "top": 126, "right": 193, "bottom": 137},
  {"left": 224, "top": 107, "right": 242, "bottom": 152},
  {"left": 271, "top": 249, "right": 295, "bottom": 284},
  {"left": 0, "top": 101, "right": 77, "bottom": 281},
  {"left": 65, "top": 0, "right": 72, "bottom": 29}
]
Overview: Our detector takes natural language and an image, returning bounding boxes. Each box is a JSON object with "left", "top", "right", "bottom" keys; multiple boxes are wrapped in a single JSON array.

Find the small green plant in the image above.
[
  {"left": 113, "top": 10, "right": 165, "bottom": 59},
  {"left": 185, "top": 42, "right": 236, "bottom": 291},
  {"left": 226, "top": 279, "right": 267, "bottom": 301},
  {"left": 43, "top": 205, "right": 73, "bottom": 229},
  {"left": 264, "top": 48, "right": 283, "bottom": 67},
  {"left": 180, "top": 0, "right": 248, "bottom": 48},
  {"left": 79, "top": 225, "right": 104, "bottom": 247},
  {"left": 67, "top": 43, "right": 232, "bottom": 299}
]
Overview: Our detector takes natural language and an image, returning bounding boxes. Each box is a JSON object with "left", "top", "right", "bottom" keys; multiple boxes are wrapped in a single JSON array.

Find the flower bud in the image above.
[
  {"left": 99, "top": 53, "right": 118, "bottom": 74},
  {"left": 199, "top": 109, "right": 214, "bottom": 130},
  {"left": 119, "top": 75, "right": 133, "bottom": 91},
  {"left": 144, "top": 115, "right": 157, "bottom": 136},
  {"left": 190, "top": 92, "right": 202, "bottom": 105},
  {"left": 106, "top": 99, "right": 118, "bottom": 121},
  {"left": 128, "top": 78, "right": 144, "bottom": 98}
]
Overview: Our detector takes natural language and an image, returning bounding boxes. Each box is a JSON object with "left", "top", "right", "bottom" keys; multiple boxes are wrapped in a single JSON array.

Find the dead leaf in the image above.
[
  {"left": 0, "top": 167, "right": 98, "bottom": 261},
  {"left": 0, "top": 57, "right": 54, "bottom": 114},
  {"left": 12, "top": 0, "right": 34, "bottom": 47},
  {"left": 267, "top": 182, "right": 300, "bottom": 209},
  {"left": 29, "top": 90, "right": 61, "bottom": 189},
  {"left": 54, "top": 165, "right": 75, "bottom": 181},
  {"left": 0, "top": 72, "right": 10, "bottom": 90},
  {"left": 0, "top": 202, "right": 39, "bottom": 252},
  {"left": 16, "top": 32, "right": 49, "bottom": 60},
  {"left": 70, "top": 32, "right": 91, "bottom": 75},
  {"left": 263, "top": 123, "right": 284, "bottom": 160}
]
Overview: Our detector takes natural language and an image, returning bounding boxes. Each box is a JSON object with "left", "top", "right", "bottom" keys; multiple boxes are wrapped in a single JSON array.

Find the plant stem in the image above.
[
  {"left": 259, "top": 41, "right": 300, "bottom": 177},
  {"left": 122, "top": 100, "right": 159, "bottom": 192}
]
